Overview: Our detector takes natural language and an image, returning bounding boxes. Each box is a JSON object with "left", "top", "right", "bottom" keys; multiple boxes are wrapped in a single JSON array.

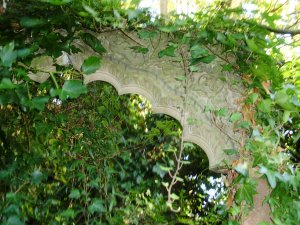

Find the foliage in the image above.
[{"left": 0, "top": 0, "right": 300, "bottom": 224}]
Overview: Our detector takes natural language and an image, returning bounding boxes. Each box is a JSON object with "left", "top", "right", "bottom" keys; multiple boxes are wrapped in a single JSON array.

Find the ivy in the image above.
[{"left": 0, "top": 0, "right": 299, "bottom": 224}]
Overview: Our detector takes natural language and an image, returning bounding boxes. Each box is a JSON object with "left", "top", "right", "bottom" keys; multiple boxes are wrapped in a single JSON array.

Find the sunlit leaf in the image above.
[
  {"left": 81, "top": 56, "right": 101, "bottom": 74},
  {"left": 229, "top": 112, "right": 242, "bottom": 122},
  {"left": 41, "top": 0, "right": 73, "bottom": 5}
]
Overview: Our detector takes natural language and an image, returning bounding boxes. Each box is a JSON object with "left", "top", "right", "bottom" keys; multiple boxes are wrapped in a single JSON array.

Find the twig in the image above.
[{"left": 119, "top": 29, "right": 146, "bottom": 47}]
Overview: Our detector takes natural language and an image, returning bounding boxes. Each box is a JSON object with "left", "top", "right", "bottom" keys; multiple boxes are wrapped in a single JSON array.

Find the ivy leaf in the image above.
[
  {"left": 5, "top": 216, "right": 24, "bottom": 225},
  {"left": 20, "top": 17, "right": 47, "bottom": 28},
  {"left": 152, "top": 163, "right": 166, "bottom": 178},
  {"left": 234, "top": 162, "right": 249, "bottom": 176},
  {"left": 198, "top": 55, "right": 216, "bottom": 64},
  {"left": 69, "top": 189, "right": 80, "bottom": 199},
  {"left": 245, "top": 93, "right": 259, "bottom": 104},
  {"left": 0, "top": 42, "right": 17, "bottom": 67},
  {"left": 229, "top": 112, "right": 242, "bottom": 122},
  {"left": 170, "top": 193, "right": 179, "bottom": 200},
  {"left": 175, "top": 75, "right": 186, "bottom": 81},
  {"left": 190, "top": 44, "right": 208, "bottom": 59},
  {"left": 216, "top": 108, "right": 228, "bottom": 117},
  {"left": 158, "top": 46, "right": 177, "bottom": 58},
  {"left": 81, "top": 33, "right": 106, "bottom": 54},
  {"left": 138, "top": 30, "right": 157, "bottom": 39},
  {"left": 237, "top": 121, "right": 251, "bottom": 129},
  {"left": 282, "top": 110, "right": 291, "bottom": 123},
  {"left": 130, "top": 46, "right": 149, "bottom": 54},
  {"left": 259, "top": 165, "right": 277, "bottom": 188},
  {"left": 224, "top": 149, "right": 238, "bottom": 155},
  {"left": 31, "top": 169, "right": 43, "bottom": 185},
  {"left": 81, "top": 56, "right": 101, "bottom": 74},
  {"left": 274, "top": 90, "right": 295, "bottom": 111},
  {"left": 60, "top": 209, "right": 76, "bottom": 218},
  {"left": 61, "top": 80, "right": 87, "bottom": 100},
  {"left": 41, "top": 0, "right": 73, "bottom": 5},
  {"left": 88, "top": 199, "right": 106, "bottom": 214},
  {"left": 258, "top": 99, "right": 272, "bottom": 113},
  {"left": 51, "top": 80, "right": 87, "bottom": 100},
  {"left": 31, "top": 96, "right": 50, "bottom": 111},
  {"left": 0, "top": 78, "right": 16, "bottom": 90},
  {"left": 127, "top": 9, "right": 142, "bottom": 21},
  {"left": 17, "top": 48, "right": 31, "bottom": 59},
  {"left": 235, "top": 179, "right": 257, "bottom": 205}
]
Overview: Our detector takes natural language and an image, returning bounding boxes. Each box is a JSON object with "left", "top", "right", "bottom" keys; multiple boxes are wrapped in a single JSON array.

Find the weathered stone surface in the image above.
[
  {"left": 243, "top": 179, "right": 271, "bottom": 225},
  {"left": 80, "top": 31, "right": 244, "bottom": 169},
  {"left": 29, "top": 30, "right": 245, "bottom": 169}
]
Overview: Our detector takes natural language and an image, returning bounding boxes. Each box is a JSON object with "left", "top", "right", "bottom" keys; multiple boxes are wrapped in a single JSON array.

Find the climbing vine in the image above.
[{"left": 0, "top": 0, "right": 299, "bottom": 224}]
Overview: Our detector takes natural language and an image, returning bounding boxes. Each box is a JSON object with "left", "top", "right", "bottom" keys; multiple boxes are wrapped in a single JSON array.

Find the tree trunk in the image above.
[
  {"left": 160, "top": 0, "right": 168, "bottom": 16},
  {"left": 243, "top": 179, "right": 272, "bottom": 225}
]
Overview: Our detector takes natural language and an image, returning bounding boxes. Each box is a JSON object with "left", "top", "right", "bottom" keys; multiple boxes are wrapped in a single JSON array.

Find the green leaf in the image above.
[
  {"left": 32, "top": 96, "right": 50, "bottom": 111},
  {"left": 189, "top": 65, "right": 199, "bottom": 72},
  {"left": 5, "top": 216, "right": 24, "bottom": 225},
  {"left": 198, "top": 55, "right": 216, "bottom": 64},
  {"left": 216, "top": 108, "right": 228, "bottom": 117},
  {"left": 31, "top": 169, "right": 43, "bottom": 184},
  {"left": 81, "top": 33, "right": 106, "bottom": 54},
  {"left": 234, "top": 162, "right": 248, "bottom": 176},
  {"left": 51, "top": 80, "right": 87, "bottom": 100},
  {"left": 170, "top": 193, "right": 179, "bottom": 200},
  {"left": 175, "top": 75, "right": 186, "bottom": 81},
  {"left": 138, "top": 30, "right": 157, "bottom": 39},
  {"left": 0, "top": 78, "right": 16, "bottom": 90},
  {"left": 81, "top": 56, "right": 101, "bottom": 74},
  {"left": 282, "top": 110, "right": 291, "bottom": 123},
  {"left": 175, "top": 176, "right": 184, "bottom": 182},
  {"left": 237, "top": 121, "right": 251, "bottom": 129},
  {"left": 158, "top": 46, "right": 177, "bottom": 58},
  {"left": 69, "top": 189, "right": 80, "bottom": 199},
  {"left": 224, "top": 149, "right": 238, "bottom": 155},
  {"left": 235, "top": 179, "right": 257, "bottom": 205},
  {"left": 229, "top": 112, "right": 242, "bottom": 122},
  {"left": 258, "top": 99, "right": 272, "bottom": 113},
  {"left": 152, "top": 163, "right": 166, "bottom": 178},
  {"left": 159, "top": 25, "right": 178, "bottom": 33},
  {"left": 62, "top": 80, "right": 87, "bottom": 99},
  {"left": 60, "top": 209, "right": 76, "bottom": 218},
  {"left": 0, "top": 42, "right": 17, "bottom": 67},
  {"left": 190, "top": 45, "right": 208, "bottom": 59},
  {"left": 41, "top": 0, "right": 73, "bottom": 5},
  {"left": 259, "top": 165, "right": 277, "bottom": 188},
  {"left": 245, "top": 93, "right": 259, "bottom": 104},
  {"left": 127, "top": 9, "right": 142, "bottom": 21},
  {"left": 20, "top": 17, "right": 47, "bottom": 28},
  {"left": 222, "top": 64, "right": 233, "bottom": 72},
  {"left": 88, "top": 199, "right": 106, "bottom": 214},
  {"left": 274, "top": 90, "right": 295, "bottom": 111},
  {"left": 130, "top": 46, "right": 149, "bottom": 54},
  {"left": 17, "top": 48, "right": 31, "bottom": 58}
]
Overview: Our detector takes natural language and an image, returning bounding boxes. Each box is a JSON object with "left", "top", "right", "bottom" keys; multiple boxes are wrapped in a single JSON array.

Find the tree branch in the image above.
[{"left": 260, "top": 24, "right": 300, "bottom": 36}]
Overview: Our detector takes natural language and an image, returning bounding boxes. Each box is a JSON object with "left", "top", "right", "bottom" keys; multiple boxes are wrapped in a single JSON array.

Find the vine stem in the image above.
[
  {"left": 165, "top": 45, "right": 190, "bottom": 212},
  {"left": 50, "top": 72, "right": 59, "bottom": 89}
]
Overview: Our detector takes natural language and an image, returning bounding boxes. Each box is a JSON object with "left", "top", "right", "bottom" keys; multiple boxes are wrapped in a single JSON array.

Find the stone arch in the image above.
[
  {"left": 41, "top": 30, "right": 244, "bottom": 170},
  {"left": 85, "top": 72, "right": 216, "bottom": 168}
]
